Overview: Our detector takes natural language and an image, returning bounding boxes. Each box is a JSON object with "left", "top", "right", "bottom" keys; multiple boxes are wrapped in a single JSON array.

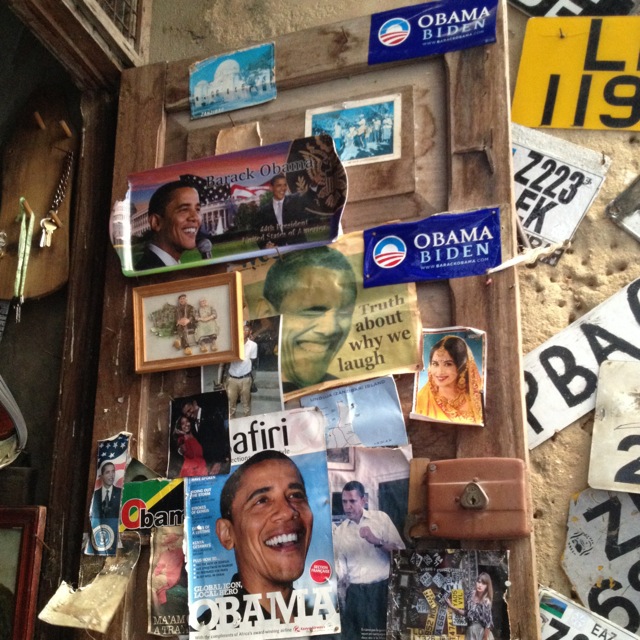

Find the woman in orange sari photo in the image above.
[{"left": 414, "top": 334, "right": 484, "bottom": 425}]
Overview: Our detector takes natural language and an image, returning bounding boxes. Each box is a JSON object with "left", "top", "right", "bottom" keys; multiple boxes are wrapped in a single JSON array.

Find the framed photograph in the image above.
[
  {"left": 305, "top": 93, "right": 401, "bottom": 167},
  {"left": 0, "top": 506, "right": 46, "bottom": 640},
  {"left": 133, "top": 272, "right": 244, "bottom": 374},
  {"left": 326, "top": 447, "right": 356, "bottom": 471}
]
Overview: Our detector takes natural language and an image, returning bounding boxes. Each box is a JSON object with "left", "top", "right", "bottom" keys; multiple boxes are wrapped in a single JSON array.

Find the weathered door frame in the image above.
[{"left": 83, "top": 2, "right": 539, "bottom": 637}]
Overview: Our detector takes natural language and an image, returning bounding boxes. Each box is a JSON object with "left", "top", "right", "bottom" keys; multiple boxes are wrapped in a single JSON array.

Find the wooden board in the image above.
[
  {"left": 0, "top": 86, "right": 77, "bottom": 300},
  {"left": 86, "top": 3, "right": 540, "bottom": 637}
]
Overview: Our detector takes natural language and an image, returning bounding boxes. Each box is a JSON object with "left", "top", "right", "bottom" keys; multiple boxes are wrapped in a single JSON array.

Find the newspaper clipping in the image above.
[
  {"left": 234, "top": 231, "right": 421, "bottom": 400},
  {"left": 300, "top": 376, "right": 407, "bottom": 448}
]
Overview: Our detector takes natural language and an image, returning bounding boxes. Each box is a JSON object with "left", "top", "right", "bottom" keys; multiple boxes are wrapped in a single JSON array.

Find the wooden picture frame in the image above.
[
  {"left": 326, "top": 447, "right": 356, "bottom": 471},
  {"left": 132, "top": 272, "right": 243, "bottom": 373},
  {"left": 0, "top": 506, "right": 46, "bottom": 640}
]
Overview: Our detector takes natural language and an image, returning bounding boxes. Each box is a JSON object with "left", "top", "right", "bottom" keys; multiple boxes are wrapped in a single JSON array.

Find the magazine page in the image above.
[
  {"left": 328, "top": 445, "right": 411, "bottom": 640},
  {"left": 300, "top": 375, "right": 407, "bottom": 448},
  {"left": 387, "top": 549, "right": 510, "bottom": 640},
  {"left": 184, "top": 407, "right": 340, "bottom": 639},
  {"left": 167, "top": 390, "right": 230, "bottom": 478},
  {"left": 410, "top": 327, "right": 486, "bottom": 427},
  {"left": 148, "top": 525, "right": 189, "bottom": 636}
]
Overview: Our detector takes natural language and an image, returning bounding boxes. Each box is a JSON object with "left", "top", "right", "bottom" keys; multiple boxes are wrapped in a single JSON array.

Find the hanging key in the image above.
[{"left": 40, "top": 218, "right": 57, "bottom": 247}]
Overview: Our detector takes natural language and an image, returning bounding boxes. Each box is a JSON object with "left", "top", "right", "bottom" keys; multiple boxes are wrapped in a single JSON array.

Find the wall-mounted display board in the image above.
[{"left": 84, "top": 1, "right": 538, "bottom": 637}]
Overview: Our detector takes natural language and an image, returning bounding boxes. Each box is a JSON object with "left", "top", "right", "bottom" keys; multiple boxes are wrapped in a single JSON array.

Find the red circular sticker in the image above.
[{"left": 309, "top": 559, "right": 332, "bottom": 583}]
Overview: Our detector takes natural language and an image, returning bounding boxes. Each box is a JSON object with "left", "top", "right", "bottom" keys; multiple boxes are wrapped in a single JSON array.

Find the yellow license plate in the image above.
[{"left": 512, "top": 16, "right": 640, "bottom": 130}]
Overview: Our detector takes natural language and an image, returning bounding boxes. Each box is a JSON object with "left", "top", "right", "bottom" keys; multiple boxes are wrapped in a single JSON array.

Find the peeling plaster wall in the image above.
[
  {"left": 508, "top": 7, "right": 640, "bottom": 598},
  {"left": 149, "top": 0, "right": 640, "bottom": 606},
  {"left": 149, "top": 0, "right": 420, "bottom": 63}
]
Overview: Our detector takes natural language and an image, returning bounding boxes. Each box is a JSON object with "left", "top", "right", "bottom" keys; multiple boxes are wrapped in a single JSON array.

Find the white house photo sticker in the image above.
[
  {"left": 589, "top": 360, "right": 640, "bottom": 494},
  {"left": 562, "top": 488, "right": 640, "bottom": 633}
]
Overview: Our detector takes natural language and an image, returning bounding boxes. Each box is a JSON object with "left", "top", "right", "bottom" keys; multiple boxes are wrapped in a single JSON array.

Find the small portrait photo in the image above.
[
  {"left": 133, "top": 273, "right": 243, "bottom": 374},
  {"left": 411, "top": 327, "right": 486, "bottom": 426},
  {"left": 166, "top": 390, "right": 230, "bottom": 478},
  {"left": 305, "top": 93, "right": 401, "bottom": 166}
]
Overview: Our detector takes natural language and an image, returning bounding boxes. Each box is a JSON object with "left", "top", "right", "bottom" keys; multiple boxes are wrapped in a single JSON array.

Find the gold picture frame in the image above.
[{"left": 133, "top": 273, "right": 244, "bottom": 374}]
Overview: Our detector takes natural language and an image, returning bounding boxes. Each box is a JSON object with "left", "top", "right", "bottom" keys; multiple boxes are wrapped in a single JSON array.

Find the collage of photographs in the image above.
[{"left": 3, "top": 1, "right": 639, "bottom": 640}]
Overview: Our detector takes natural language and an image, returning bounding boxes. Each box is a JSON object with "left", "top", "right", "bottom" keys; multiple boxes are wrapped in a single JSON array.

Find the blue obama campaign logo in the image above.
[
  {"left": 369, "top": 0, "right": 498, "bottom": 66},
  {"left": 377, "top": 17, "right": 411, "bottom": 47},
  {"left": 364, "top": 207, "right": 502, "bottom": 288},
  {"left": 372, "top": 236, "right": 407, "bottom": 269}
]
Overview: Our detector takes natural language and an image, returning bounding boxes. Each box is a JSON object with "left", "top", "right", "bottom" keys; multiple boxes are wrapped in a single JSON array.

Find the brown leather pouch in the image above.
[{"left": 425, "top": 457, "right": 530, "bottom": 539}]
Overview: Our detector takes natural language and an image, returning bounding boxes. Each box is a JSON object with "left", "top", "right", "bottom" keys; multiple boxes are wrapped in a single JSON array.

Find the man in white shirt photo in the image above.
[
  {"left": 334, "top": 480, "right": 404, "bottom": 639},
  {"left": 224, "top": 325, "right": 258, "bottom": 418}
]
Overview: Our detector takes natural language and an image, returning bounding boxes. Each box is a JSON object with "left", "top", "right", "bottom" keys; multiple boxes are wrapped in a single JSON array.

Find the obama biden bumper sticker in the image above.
[{"left": 363, "top": 207, "right": 502, "bottom": 288}]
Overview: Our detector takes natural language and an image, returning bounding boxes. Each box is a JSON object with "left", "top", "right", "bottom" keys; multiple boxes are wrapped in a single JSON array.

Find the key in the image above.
[
  {"left": 15, "top": 297, "right": 23, "bottom": 323},
  {"left": 40, "top": 218, "right": 57, "bottom": 247}
]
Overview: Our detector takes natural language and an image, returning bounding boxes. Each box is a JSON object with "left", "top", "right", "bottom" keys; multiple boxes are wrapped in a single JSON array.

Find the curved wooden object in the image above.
[{"left": 0, "top": 86, "right": 77, "bottom": 299}]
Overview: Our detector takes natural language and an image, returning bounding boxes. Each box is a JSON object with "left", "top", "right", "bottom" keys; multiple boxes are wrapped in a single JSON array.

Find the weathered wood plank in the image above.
[
  {"left": 165, "top": 16, "right": 415, "bottom": 112},
  {"left": 86, "top": 62, "right": 167, "bottom": 639},
  {"left": 446, "top": 2, "right": 540, "bottom": 638},
  {"left": 34, "top": 90, "right": 117, "bottom": 640}
]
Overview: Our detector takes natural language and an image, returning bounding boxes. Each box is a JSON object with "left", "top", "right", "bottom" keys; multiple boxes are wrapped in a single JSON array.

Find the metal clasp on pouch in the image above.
[
  {"left": 459, "top": 481, "right": 489, "bottom": 510},
  {"left": 424, "top": 457, "right": 530, "bottom": 539}
]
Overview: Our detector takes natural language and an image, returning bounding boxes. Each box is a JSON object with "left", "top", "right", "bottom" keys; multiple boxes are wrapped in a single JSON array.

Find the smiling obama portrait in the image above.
[
  {"left": 215, "top": 450, "right": 313, "bottom": 617},
  {"left": 135, "top": 180, "right": 202, "bottom": 270},
  {"left": 263, "top": 246, "right": 357, "bottom": 394}
]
